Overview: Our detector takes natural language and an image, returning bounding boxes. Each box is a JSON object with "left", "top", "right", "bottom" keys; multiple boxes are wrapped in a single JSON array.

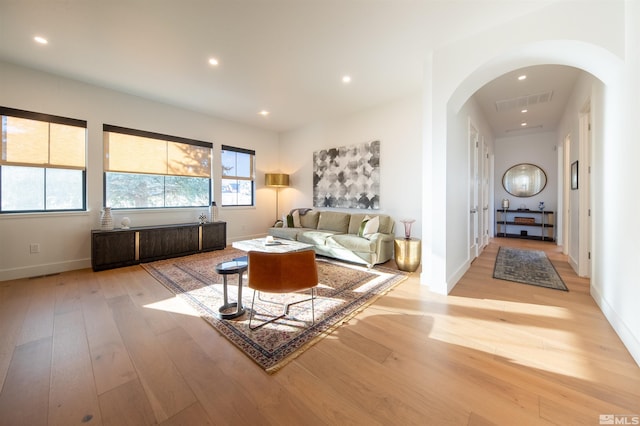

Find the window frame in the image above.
[
  {"left": 0, "top": 106, "right": 87, "bottom": 214},
  {"left": 220, "top": 144, "right": 255, "bottom": 207},
  {"left": 102, "top": 124, "right": 213, "bottom": 210}
]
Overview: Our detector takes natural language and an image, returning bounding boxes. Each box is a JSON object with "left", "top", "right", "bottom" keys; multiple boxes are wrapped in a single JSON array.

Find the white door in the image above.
[
  {"left": 481, "top": 138, "right": 490, "bottom": 248},
  {"left": 579, "top": 109, "right": 592, "bottom": 277},
  {"left": 469, "top": 122, "right": 479, "bottom": 261}
]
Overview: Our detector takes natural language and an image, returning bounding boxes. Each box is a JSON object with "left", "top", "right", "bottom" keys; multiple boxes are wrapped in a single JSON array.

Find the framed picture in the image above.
[
  {"left": 313, "top": 140, "right": 380, "bottom": 209},
  {"left": 571, "top": 160, "right": 579, "bottom": 190}
]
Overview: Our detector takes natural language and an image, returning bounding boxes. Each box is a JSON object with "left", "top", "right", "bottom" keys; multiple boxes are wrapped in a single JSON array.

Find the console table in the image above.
[
  {"left": 495, "top": 209, "right": 554, "bottom": 241},
  {"left": 91, "top": 221, "right": 226, "bottom": 271}
]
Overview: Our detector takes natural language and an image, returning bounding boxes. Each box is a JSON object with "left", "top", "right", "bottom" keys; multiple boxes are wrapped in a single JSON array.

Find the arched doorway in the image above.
[{"left": 423, "top": 40, "right": 624, "bottom": 295}]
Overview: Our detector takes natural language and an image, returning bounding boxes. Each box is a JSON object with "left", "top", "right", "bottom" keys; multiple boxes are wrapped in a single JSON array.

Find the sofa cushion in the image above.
[
  {"left": 328, "top": 234, "right": 375, "bottom": 253},
  {"left": 268, "top": 227, "right": 302, "bottom": 240},
  {"left": 299, "top": 210, "right": 320, "bottom": 229},
  {"left": 297, "top": 230, "right": 341, "bottom": 246},
  {"left": 317, "top": 211, "right": 350, "bottom": 233}
]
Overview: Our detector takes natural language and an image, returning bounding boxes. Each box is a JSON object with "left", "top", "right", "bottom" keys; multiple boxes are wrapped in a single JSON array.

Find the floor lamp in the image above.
[{"left": 265, "top": 173, "right": 289, "bottom": 222}]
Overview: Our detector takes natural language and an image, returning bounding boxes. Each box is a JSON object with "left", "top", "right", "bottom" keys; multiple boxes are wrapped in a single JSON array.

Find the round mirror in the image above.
[{"left": 502, "top": 163, "right": 547, "bottom": 197}]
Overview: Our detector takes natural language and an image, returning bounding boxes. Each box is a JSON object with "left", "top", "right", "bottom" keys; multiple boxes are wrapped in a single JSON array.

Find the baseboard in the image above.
[
  {"left": 568, "top": 254, "right": 579, "bottom": 274},
  {"left": 228, "top": 233, "right": 266, "bottom": 243},
  {"left": 447, "top": 259, "right": 471, "bottom": 294},
  {"left": 591, "top": 284, "right": 640, "bottom": 367},
  {"left": 0, "top": 258, "right": 91, "bottom": 282}
]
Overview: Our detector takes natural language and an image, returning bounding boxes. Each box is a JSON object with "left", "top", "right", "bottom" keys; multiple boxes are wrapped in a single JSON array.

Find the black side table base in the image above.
[
  {"left": 215, "top": 260, "right": 248, "bottom": 321},
  {"left": 218, "top": 302, "right": 245, "bottom": 320}
]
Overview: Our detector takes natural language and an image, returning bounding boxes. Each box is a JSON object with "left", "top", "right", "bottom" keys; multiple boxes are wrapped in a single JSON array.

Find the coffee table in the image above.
[{"left": 232, "top": 237, "right": 314, "bottom": 254}]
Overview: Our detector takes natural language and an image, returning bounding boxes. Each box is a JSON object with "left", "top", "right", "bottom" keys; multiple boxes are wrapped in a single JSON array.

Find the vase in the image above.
[
  {"left": 100, "top": 207, "right": 114, "bottom": 230},
  {"left": 209, "top": 201, "right": 219, "bottom": 222},
  {"left": 400, "top": 219, "right": 415, "bottom": 239}
]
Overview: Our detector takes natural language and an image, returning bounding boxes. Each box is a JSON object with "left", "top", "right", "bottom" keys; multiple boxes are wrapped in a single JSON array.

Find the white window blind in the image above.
[{"left": 103, "top": 125, "right": 212, "bottom": 178}]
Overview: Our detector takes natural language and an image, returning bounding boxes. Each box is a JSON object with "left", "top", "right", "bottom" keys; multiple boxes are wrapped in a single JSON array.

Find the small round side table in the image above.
[
  {"left": 214, "top": 260, "right": 248, "bottom": 319},
  {"left": 394, "top": 238, "right": 421, "bottom": 272}
]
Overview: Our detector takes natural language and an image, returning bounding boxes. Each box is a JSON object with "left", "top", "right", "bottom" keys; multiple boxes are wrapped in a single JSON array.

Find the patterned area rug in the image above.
[
  {"left": 142, "top": 248, "right": 408, "bottom": 373},
  {"left": 493, "top": 247, "right": 568, "bottom": 291}
]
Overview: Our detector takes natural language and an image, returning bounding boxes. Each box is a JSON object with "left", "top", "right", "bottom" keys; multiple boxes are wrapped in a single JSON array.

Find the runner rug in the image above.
[
  {"left": 142, "top": 247, "right": 408, "bottom": 373},
  {"left": 493, "top": 246, "right": 568, "bottom": 291}
]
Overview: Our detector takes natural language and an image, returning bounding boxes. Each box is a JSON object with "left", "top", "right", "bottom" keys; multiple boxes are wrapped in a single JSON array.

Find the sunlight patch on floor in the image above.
[
  {"left": 445, "top": 295, "right": 574, "bottom": 319},
  {"left": 144, "top": 295, "right": 200, "bottom": 316},
  {"left": 429, "top": 296, "right": 597, "bottom": 381}
]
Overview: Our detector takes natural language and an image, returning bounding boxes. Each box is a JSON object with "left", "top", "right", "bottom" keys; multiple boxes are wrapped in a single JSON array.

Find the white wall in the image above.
[
  {"left": 0, "top": 61, "right": 280, "bottom": 281},
  {"left": 556, "top": 72, "right": 601, "bottom": 269},
  {"left": 423, "top": 0, "right": 640, "bottom": 365},
  {"left": 494, "top": 131, "right": 558, "bottom": 237},
  {"left": 587, "top": 0, "right": 640, "bottom": 366},
  {"left": 278, "top": 94, "right": 423, "bottom": 239}
]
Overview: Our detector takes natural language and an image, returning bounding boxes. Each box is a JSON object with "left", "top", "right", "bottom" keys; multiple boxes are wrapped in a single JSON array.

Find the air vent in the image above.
[
  {"left": 495, "top": 91, "right": 554, "bottom": 112},
  {"left": 505, "top": 124, "right": 543, "bottom": 133}
]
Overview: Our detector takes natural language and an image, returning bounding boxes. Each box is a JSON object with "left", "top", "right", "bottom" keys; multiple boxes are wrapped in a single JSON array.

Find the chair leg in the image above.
[
  {"left": 249, "top": 290, "right": 286, "bottom": 331},
  {"left": 248, "top": 290, "right": 257, "bottom": 330},
  {"left": 311, "top": 287, "right": 315, "bottom": 324},
  {"left": 248, "top": 288, "right": 317, "bottom": 331}
]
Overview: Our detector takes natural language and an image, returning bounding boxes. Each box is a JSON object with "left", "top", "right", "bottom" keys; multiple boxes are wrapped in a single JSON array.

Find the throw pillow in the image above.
[
  {"left": 362, "top": 215, "right": 379, "bottom": 239},
  {"left": 282, "top": 214, "right": 289, "bottom": 228},
  {"left": 358, "top": 215, "right": 372, "bottom": 237},
  {"left": 286, "top": 214, "right": 295, "bottom": 228},
  {"left": 292, "top": 210, "right": 301, "bottom": 228}
]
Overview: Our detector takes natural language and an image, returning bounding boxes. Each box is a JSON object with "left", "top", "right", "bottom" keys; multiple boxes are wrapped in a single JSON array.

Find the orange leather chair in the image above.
[{"left": 247, "top": 250, "right": 318, "bottom": 330}]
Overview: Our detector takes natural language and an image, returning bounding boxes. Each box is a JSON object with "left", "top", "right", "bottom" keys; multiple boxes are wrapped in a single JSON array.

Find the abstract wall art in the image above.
[{"left": 313, "top": 140, "right": 380, "bottom": 209}]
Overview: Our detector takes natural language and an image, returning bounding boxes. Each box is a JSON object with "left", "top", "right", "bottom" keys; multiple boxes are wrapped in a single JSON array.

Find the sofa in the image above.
[{"left": 267, "top": 209, "right": 395, "bottom": 267}]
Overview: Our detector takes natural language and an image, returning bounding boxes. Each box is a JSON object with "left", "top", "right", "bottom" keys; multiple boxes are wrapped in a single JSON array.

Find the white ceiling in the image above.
[
  {"left": 474, "top": 64, "right": 581, "bottom": 137},
  {"left": 0, "top": 0, "right": 572, "bottom": 133}
]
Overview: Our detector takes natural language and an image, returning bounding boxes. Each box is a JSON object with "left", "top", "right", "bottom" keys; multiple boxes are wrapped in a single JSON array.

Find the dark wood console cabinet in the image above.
[{"left": 91, "top": 221, "right": 226, "bottom": 271}]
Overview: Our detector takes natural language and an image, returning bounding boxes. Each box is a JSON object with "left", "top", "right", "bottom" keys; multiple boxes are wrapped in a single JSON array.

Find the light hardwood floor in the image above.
[{"left": 0, "top": 238, "right": 638, "bottom": 425}]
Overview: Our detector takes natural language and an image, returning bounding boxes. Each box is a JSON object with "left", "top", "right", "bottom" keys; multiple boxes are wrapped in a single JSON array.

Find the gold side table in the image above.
[{"left": 394, "top": 238, "right": 421, "bottom": 272}]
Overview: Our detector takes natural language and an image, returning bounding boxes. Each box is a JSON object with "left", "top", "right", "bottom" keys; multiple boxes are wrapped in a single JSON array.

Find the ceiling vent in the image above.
[
  {"left": 495, "top": 91, "right": 554, "bottom": 112},
  {"left": 505, "top": 124, "right": 543, "bottom": 133}
]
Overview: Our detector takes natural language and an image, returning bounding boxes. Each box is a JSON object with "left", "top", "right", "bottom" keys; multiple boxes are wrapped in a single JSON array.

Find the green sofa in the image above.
[{"left": 267, "top": 209, "right": 395, "bottom": 267}]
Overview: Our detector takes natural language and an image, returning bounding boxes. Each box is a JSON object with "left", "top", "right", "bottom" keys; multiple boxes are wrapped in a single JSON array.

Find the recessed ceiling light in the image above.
[
  {"left": 521, "top": 109, "right": 528, "bottom": 113},
  {"left": 521, "top": 122, "right": 528, "bottom": 127},
  {"left": 342, "top": 75, "right": 351, "bottom": 84},
  {"left": 34, "top": 36, "right": 48, "bottom": 45},
  {"left": 258, "top": 110, "right": 269, "bottom": 116},
  {"left": 518, "top": 75, "right": 527, "bottom": 81},
  {"left": 208, "top": 58, "right": 219, "bottom": 66}
]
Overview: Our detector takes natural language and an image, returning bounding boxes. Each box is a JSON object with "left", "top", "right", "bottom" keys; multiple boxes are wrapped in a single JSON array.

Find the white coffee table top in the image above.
[{"left": 232, "top": 237, "right": 314, "bottom": 253}]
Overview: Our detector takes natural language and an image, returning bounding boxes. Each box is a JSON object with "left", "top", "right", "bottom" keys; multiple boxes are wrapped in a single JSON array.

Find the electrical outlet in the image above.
[{"left": 29, "top": 243, "right": 40, "bottom": 254}]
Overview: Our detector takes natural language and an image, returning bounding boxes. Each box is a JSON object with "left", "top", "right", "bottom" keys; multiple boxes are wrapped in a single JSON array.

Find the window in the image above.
[
  {"left": 221, "top": 145, "right": 255, "bottom": 206},
  {"left": 103, "top": 125, "right": 212, "bottom": 209},
  {"left": 0, "top": 107, "right": 87, "bottom": 213}
]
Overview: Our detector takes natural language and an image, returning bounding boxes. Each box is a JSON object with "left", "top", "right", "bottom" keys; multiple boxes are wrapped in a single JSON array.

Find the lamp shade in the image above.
[{"left": 265, "top": 173, "right": 289, "bottom": 187}]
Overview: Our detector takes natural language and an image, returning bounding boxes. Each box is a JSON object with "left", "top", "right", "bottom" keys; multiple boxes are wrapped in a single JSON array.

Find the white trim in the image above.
[
  {"left": 447, "top": 260, "right": 470, "bottom": 293},
  {"left": 591, "top": 284, "right": 640, "bottom": 366},
  {"left": 0, "top": 258, "right": 91, "bottom": 282},
  {"left": 578, "top": 103, "right": 592, "bottom": 277}
]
